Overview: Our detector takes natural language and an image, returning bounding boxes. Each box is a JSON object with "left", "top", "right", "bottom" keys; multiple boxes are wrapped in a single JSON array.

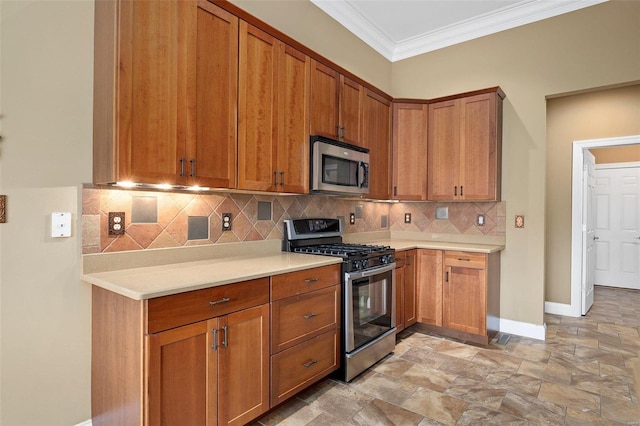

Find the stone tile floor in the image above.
[{"left": 252, "top": 286, "right": 640, "bottom": 425}]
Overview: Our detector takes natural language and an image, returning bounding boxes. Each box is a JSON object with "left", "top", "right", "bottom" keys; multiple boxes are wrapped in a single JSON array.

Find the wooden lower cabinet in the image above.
[
  {"left": 147, "top": 304, "right": 269, "bottom": 426},
  {"left": 416, "top": 249, "right": 500, "bottom": 345},
  {"left": 395, "top": 249, "right": 417, "bottom": 332}
]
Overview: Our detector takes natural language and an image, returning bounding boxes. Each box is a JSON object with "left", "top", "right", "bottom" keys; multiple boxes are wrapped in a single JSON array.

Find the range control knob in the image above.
[{"left": 380, "top": 255, "right": 393, "bottom": 264}]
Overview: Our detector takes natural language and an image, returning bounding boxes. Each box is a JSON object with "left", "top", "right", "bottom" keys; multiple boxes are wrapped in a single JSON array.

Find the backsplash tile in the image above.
[{"left": 81, "top": 186, "right": 505, "bottom": 254}]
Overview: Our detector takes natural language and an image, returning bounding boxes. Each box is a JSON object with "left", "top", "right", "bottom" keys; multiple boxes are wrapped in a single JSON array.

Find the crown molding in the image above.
[{"left": 310, "top": 0, "right": 609, "bottom": 62}]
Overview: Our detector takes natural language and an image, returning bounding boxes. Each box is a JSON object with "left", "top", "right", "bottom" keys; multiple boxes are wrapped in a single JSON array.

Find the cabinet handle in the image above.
[
  {"left": 222, "top": 325, "right": 228, "bottom": 348},
  {"left": 445, "top": 271, "right": 449, "bottom": 282},
  {"left": 304, "top": 277, "right": 319, "bottom": 283},
  {"left": 336, "top": 125, "right": 341, "bottom": 139},
  {"left": 211, "top": 329, "right": 219, "bottom": 350},
  {"left": 457, "top": 258, "right": 470, "bottom": 262},
  {"left": 303, "top": 312, "right": 318, "bottom": 319},
  {"left": 279, "top": 171, "right": 285, "bottom": 186},
  {"left": 273, "top": 171, "right": 278, "bottom": 186},
  {"left": 303, "top": 359, "right": 318, "bottom": 368},
  {"left": 393, "top": 186, "right": 397, "bottom": 196},
  {"left": 460, "top": 185, "right": 463, "bottom": 196},
  {"left": 179, "top": 157, "right": 186, "bottom": 177},
  {"left": 210, "top": 297, "right": 231, "bottom": 306},
  {"left": 454, "top": 186, "right": 457, "bottom": 196},
  {"left": 190, "top": 159, "right": 196, "bottom": 178}
]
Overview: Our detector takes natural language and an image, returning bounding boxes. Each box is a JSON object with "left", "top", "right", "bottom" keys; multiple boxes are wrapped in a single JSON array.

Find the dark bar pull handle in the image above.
[
  {"left": 304, "top": 359, "right": 318, "bottom": 368},
  {"left": 210, "top": 297, "right": 231, "bottom": 306}
]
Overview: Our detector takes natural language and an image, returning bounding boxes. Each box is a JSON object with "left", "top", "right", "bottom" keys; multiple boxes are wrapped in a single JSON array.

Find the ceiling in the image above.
[{"left": 310, "top": 0, "right": 608, "bottom": 62}]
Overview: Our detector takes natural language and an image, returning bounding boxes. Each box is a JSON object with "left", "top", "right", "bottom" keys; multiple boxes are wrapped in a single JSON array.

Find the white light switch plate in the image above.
[{"left": 51, "top": 212, "right": 72, "bottom": 238}]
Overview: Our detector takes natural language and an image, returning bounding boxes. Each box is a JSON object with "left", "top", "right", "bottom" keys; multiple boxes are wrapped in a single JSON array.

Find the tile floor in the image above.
[{"left": 253, "top": 286, "right": 640, "bottom": 425}]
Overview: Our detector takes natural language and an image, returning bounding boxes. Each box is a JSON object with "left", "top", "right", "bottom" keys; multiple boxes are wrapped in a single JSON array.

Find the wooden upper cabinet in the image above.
[
  {"left": 238, "top": 22, "right": 279, "bottom": 192},
  {"left": 362, "top": 88, "right": 391, "bottom": 199},
  {"left": 93, "top": 0, "right": 237, "bottom": 188},
  {"left": 340, "top": 76, "right": 364, "bottom": 146},
  {"left": 238, "top": 22, "right": 310, "bottom": 193},
  {"left": 427, "top": 89, "right": 503, "bottom": 201},
  {"left": 392, "top": 102, "right": 428, "bottom": 200},
  {"left": 309, "top": 60, "right": 340, "bottom": 139}
]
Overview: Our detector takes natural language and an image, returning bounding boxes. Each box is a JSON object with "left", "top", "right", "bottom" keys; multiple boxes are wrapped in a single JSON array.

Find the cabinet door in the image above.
[
  {"left": 362, "top": 88, "right": 392, "bottom": 200},
  {"left": 309, "top": 60, "right": 340, "bottom": 139},
  {"left": 191, "top": 1, "right": 238, "bottom": 188},
  {"left": 238, "top": 22, "right": 278, "bottom": 191},
  {"left": 459, "top": 93, "right": 500, "bottom": 201},
  {"left": 277, "top": 44, "right": 311, "bottom": 194},
  {"left": 443, "top": 259, "right": 487, "bottom": 336},
  {"left": 147, "top": 319, "right": 217, "bottom": 426},
  {"left": 394, "top": 263, "right": 405, "bottom": 332},
  {"left": 404, "top": 250, "right": 418, "bottom": 327},
  {"left": 392, "top": 103, "right": 428, "bottom": 200},
  {"left": 427, "top": 99, "right": 460, "bottom": 200},
  {"left": 218, "top": 304, "right": 270, "bottom": 426},
  {"left": 416, "top": 249, "right": 443, "bottom": 326},
  {"left": 116, "top": 0, "right": 191, "bottom": 185},
  {"left": 340, "top": 76, "right": 364, "bottom": 145}
]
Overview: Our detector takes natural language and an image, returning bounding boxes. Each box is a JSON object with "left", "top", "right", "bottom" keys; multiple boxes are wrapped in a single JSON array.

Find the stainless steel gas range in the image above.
[{"left": 283, "top": 218, "right": 396, "bottom": 382}]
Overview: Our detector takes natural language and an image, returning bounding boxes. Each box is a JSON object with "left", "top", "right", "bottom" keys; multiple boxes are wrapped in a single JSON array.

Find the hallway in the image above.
[{"left": 254, "top": 286, "right": 640, "bottom": 425}]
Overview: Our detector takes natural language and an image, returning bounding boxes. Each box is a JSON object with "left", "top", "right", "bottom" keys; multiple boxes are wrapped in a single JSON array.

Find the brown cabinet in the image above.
[
  {"left": 362, "top": 88, "right": 392, "bottom": 199},
  {"left": 392, "top": 102, "right": 428, "bottom": 200},
  {"left": 92, "top": 278, "right": 270, "bottom": 426},
  {"left": 93, "top": 0, "right": 237, "bottom": 188},
  {"left": 309, "top": 60, "right": 364, "bottom": 146},
  {"left": 395, "top": 249, "right": 417, "bottom": 332},
  {"left": 416, "top": 249, "right": 500, "bottom": 345},
  {"left": 237, "top": 22, "right": 310, "bottom": 193},
  {"left": 270, "top": 265, "right": 340, "bottom": 406},
  {"left": 427, "top": 89, "right": 504, "bottom": 201},
  {"left": 147, "top": 303, "right": 269, "bottom": 426}
]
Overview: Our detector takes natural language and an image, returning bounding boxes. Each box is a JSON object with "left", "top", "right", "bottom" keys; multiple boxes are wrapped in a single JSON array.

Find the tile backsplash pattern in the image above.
[{"left": 82, "top": 186, "right": 505, "bottom": 254}]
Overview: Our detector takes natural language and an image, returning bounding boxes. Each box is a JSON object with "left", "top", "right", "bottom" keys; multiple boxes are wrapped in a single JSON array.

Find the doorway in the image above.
[{"left": 570, "top": 135, "right": 640, "bottom": 317}]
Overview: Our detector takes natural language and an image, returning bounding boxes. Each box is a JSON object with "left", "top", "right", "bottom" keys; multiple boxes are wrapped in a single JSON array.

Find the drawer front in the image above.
[
  {"left": 271, "top": 264, "right": 340, "bottom": 301},
  {"left": 271, "top": 285, "right": 339, "bottom": 353},
  {"left": 147, "top": 278, "right": 269, "bottom": 334},
  {"left": 270, "top": 329, "right": 338, "bottom": 407},
  {"left": 444, "top": 251, "right": 486, "bottom": 269}
]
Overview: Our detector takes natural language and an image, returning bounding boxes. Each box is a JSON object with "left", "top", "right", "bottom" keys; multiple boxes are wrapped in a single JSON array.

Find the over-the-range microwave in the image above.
[{"left": 310, "top": 135, "right": 369, "bottom": 196}]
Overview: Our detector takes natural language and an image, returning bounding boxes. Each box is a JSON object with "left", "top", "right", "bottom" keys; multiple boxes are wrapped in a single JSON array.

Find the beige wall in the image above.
[
  {"left": 391, "top": 0, "right": 640, "bottom": 325},
  {"left": 545, "top": 84, "right": 640, "bottom": 303},
  {"left": 1, "top": 1, "right": 94, "bottom": 425},
  {"left": 592, "top": 144, "right": 640, "bottom": 164}
]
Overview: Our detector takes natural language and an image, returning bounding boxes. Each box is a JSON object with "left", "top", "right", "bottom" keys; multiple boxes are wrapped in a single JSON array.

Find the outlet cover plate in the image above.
[
  {"left": 108, "top": 212, "right": 125, "bottom": 236},
  {"left": 222, "top": 213, "right": 232, "bottom": 231}
]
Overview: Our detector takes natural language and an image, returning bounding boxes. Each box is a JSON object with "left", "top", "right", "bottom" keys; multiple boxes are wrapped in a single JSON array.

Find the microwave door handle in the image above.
[{"left": 357, "top": 161, "right": 368, "bottom": 188}]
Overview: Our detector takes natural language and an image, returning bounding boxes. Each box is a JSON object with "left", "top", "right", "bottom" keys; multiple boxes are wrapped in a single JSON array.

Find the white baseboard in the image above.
[
  {"left": 75, "top": 420, "right": 92, "bottom": 426},
  {"left": 500, "top": 318, "right": 546, "bottom": 341},
  {"left": 544, "top": 301, "right": 580, "bottom": 317}
]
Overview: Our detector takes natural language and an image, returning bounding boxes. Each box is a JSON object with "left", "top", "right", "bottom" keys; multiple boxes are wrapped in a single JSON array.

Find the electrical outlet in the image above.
[
  {"left": 477, "top": 214, "right": 485, "bottom": 226},
  {"left": 349, "top": 213, "right": 356, "bottom": 225},
  {"left": 515, "top": 215, "right": 525, "bottom": 228},
  {"left": 108, "top": 212, "right": 125, "bottom": 236},
  {"left": 404, "top": 213, "right": 412, "bottom": 224},
  {"left": 221, "top": 213, "right": 232, "bottom": 231}
]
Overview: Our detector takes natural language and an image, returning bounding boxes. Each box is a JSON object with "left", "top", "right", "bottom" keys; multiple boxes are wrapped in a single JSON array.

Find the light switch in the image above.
[{"left": 51, "top": 212, "right": 72, "bottom": 238}]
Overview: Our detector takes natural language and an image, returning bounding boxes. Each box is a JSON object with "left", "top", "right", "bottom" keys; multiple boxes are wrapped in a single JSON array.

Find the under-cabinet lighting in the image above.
[
  {"left": 154, "top": 183, "right": 173, "bottom": 190},
  {"left": 115, "top": 181, "right": 137, "bottom": 188},
  {"left": 187, "top": 186, "right": 210, "bottom": 191}
]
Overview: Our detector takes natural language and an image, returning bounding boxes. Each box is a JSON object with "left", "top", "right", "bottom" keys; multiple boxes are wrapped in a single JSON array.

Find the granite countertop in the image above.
[
  {"left": 82, "top": 251, "right": 341, "bottom": 300},
  {"left": 82, "top": 236, "right": 504, "bottom": 300}
]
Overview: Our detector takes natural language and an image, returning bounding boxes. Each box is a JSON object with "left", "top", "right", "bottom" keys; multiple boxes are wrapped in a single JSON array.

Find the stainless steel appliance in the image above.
[
  {"left": 283, "top": 218, "right": 396, "bottom": 382},
  {"left": 310, "top": 135, "right": 369, "bottom": 196}
]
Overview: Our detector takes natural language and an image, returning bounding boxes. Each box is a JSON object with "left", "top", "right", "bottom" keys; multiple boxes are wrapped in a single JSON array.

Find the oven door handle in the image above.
[{"left": 347, "top": 263, "right": 395, "bottom": 280}]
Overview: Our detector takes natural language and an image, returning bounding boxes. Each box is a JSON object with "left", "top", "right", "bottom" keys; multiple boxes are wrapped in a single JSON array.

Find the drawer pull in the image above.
[
  {"left": 211, "top": 329, "right": 219, "bottom": 350},
  {"left": 457, "top": 258, "right": 470, "bottom": 262},
  {"left": 303, "top": 312, "right": 318, "bottom": 320},
  {"left": 210, "top": 297, "right": 231, "bottom": 306},
  {"left": 303, "top": 359, "right": 318, "bottom": 368},
  {"left": 304, "top": 277, "right": 319, "bottom": 284}
]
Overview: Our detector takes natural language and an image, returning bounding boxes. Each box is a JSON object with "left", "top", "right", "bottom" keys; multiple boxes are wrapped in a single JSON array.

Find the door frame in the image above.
[{"left": 568, "top": 135, "right": 640, "bottom": 317}]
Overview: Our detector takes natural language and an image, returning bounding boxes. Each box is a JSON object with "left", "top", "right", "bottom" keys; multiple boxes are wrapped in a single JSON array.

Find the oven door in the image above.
[{"left": 344, "top": 263, "right": 395, "bottom": 353}]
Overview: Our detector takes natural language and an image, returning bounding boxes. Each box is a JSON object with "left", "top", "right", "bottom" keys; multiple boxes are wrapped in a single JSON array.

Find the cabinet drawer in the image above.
[
  {"left": 271, "top": 264, "right": 340, "bottom": 300},
  {"left": 270, "top": 329, "right": 339, "bottom": 407},
  {"left": 146, "top": 278, "right": 269, "bottom": 333},
  {"left": 271, "top": 285, "right": 339, "bottom": 353},
  {"left": 444, "top": 251, "right": 486, "bottom": 269}
]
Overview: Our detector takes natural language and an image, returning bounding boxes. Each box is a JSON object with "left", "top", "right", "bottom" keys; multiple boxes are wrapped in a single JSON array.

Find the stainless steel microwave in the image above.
[{"left": 310, "top": 135, "right": 369, "bottom": 195}]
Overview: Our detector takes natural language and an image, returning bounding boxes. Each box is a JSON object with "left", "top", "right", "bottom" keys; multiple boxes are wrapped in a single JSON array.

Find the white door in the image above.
[
  {"left": 582, "top": 150, "right": 596, "bottom": 315},
  {"left": 594, "top": 164, "right": 640, "bottom": 289}
]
